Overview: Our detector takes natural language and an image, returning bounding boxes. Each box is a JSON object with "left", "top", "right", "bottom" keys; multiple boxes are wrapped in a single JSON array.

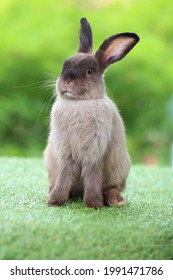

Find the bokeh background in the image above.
[{"left": 0, "top": 0, "right": 173, "bottom": 165}]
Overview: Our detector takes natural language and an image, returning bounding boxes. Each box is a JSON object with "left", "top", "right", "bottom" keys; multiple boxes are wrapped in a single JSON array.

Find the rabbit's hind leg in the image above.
[{"left": 103, "top": 182, "right": 126, "bottom": 207}]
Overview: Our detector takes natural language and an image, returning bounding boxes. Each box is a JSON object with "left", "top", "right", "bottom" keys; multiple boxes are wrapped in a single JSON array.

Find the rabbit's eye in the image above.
[{"left": 87, "top": 68, "right": 93, "bottom": 75}]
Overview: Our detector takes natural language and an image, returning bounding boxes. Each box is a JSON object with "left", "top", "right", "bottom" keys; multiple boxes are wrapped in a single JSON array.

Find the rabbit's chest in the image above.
[{"left": 52, "top": 99, "right": 113, "bottom": 163}]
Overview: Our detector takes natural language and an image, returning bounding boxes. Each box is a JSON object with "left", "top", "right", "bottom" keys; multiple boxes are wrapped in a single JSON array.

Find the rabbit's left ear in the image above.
[
  {"left": 78, "top": 18, "right": 93, "bottom": 54},
  {"left": 95, "top": 33, "right": 139, "bottom": 72}
]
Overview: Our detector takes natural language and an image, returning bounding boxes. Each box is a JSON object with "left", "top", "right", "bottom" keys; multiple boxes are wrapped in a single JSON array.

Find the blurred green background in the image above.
[{"left": 0, "top": 0, "right": 173, "bottom": 165}]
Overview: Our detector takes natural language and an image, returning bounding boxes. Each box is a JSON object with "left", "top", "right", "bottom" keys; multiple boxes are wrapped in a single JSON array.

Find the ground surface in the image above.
[{"left": 0, "top": 157, "right": 173, "bottom": 260}]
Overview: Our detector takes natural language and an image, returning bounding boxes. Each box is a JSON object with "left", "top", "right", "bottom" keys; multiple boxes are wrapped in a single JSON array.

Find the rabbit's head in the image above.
[{"left": 57, "top": 18, "right": 139, "bottom": 100}]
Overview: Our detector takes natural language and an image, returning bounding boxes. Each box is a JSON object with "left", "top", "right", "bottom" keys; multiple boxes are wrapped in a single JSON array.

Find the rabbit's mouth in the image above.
[{"left": 61, "top": 90, "right": 77, "bottom": 99}]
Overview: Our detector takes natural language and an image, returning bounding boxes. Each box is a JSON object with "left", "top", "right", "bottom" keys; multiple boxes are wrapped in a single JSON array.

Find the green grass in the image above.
[{"left": 0, "top": 157, "right": 173, "bottom": 260}]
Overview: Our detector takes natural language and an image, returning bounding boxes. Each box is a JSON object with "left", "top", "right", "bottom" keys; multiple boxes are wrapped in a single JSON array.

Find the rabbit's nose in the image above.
[{"left": 63, "top": 80, "right": 71, "bottom": 88}]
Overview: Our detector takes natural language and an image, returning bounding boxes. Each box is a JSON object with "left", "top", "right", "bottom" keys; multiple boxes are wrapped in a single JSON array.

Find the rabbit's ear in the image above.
[
  {"left": 95, "top": 33, "right": 139, "bottom": 72},
  {"left": 78, "top": 18, "right": 93, "bottom": 54}
]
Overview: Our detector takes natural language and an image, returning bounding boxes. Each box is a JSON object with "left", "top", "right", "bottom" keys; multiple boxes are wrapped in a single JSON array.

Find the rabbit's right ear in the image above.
[
  {"left": 95, "top": 33, "right": 139, "bottom": 72},
  {"left": 78, "top": 17, "right": 93, "bottom": 54}
]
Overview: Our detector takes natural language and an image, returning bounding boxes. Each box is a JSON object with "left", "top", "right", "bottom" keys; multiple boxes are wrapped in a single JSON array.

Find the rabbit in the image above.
[{"left": 44, "top": 17, "right": 139, "bottom": 208}]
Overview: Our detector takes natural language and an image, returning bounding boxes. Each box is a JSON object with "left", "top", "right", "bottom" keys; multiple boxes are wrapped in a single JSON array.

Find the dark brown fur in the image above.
[{"left": 103, "top": 187, "right": 126, "bottom": 206}]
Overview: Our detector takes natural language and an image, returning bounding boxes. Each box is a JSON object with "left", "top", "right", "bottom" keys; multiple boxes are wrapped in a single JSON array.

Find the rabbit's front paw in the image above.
[
  {"left": 84, "top": 194, "right": 104, "bottom": 209},
  {"left": 48, "top": 187, "right": 69, "bottom": 206}
]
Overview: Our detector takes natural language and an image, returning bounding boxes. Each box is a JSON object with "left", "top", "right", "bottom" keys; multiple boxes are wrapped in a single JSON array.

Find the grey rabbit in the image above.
[{"left": 44, "top": 18, "right": 139, "bottom": 208}]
